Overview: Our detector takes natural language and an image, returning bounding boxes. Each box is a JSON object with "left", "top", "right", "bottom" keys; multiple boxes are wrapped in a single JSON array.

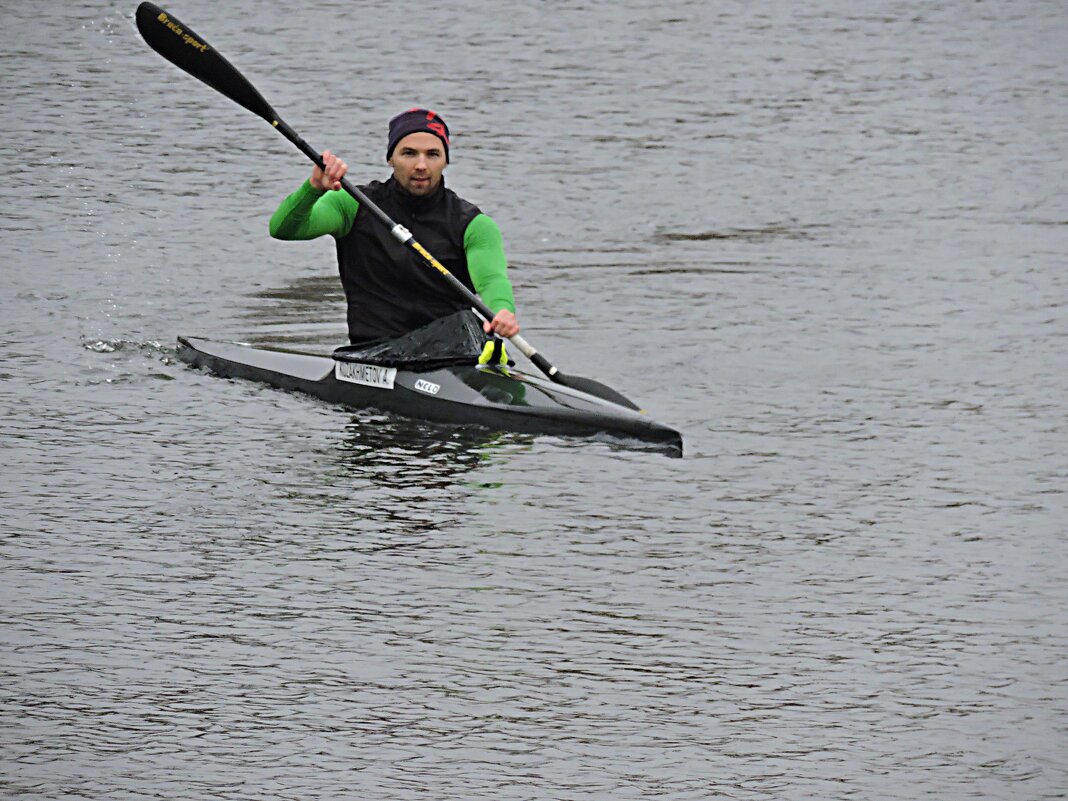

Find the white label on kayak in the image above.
[
  {"left": 334, "top": 360, "right": 397, "bottom": 389},
  {"left": 414, "top": 379, "right": 440, "bottom": 395}
]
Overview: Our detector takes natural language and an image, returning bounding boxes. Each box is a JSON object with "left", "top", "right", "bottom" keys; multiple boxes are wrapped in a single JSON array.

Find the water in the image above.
[{"left": 2, "top": 1, "right": 1066, "bottom": 798}]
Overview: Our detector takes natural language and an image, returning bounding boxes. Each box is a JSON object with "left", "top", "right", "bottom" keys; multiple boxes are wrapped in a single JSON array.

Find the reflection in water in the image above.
[
  {"left": 325, "top": 411, "right": 531, "bottom": 544},
  {"left": 335, "top": 411, "right": 528, "bottom": 485}
]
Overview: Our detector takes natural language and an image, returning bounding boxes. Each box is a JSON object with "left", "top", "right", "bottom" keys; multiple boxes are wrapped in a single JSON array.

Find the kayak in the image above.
[{"left": 177, "top": 336, "right": 683, "bottom": 455}]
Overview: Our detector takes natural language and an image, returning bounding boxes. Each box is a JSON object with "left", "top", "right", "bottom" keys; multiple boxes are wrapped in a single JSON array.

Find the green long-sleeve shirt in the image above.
[{"left": 269, "top": 180, "right": 515, "bottom": 314}]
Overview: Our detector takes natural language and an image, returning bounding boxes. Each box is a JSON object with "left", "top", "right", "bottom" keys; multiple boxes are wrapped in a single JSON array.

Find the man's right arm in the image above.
[{"left": 269, "top": 179, "right": 359, "bottom": 240}]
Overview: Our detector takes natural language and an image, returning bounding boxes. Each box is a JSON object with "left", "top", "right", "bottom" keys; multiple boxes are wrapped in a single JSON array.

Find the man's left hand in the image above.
[{"left": 484, "top": 310, "right": 519, "bottom": 338}]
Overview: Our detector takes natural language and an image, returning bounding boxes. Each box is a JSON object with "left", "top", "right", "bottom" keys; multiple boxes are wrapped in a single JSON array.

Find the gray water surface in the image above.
[{"left": 1, "top": 1, "right": 1066, "bottom": 798}]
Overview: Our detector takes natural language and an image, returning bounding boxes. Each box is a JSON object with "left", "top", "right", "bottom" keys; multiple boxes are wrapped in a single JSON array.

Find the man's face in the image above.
[{"left": 389, "top": 132, "right": 447, "bottom": 196}]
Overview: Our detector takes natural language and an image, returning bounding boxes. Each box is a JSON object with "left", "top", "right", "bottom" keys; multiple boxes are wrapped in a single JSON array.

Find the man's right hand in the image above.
[{"left": 311, "top": 150, "right": 348, "bottom": 191}]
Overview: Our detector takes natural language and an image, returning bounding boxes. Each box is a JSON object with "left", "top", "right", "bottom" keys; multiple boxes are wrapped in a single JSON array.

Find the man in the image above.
[{"left": 269, "top": 108, "right": 520, "bottom": 347}]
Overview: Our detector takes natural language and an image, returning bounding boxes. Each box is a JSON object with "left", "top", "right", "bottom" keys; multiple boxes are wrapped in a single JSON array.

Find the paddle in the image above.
[{"left": 133, "top": 2, "right": 641, "bottom": 411}]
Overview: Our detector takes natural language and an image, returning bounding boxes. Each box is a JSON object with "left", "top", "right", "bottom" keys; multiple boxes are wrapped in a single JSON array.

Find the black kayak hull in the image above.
[{"left": 176, "top": 336, "right": 683, "bottom": 455}]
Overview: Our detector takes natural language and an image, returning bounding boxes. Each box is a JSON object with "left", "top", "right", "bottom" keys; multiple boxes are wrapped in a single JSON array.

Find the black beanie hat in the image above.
[{"left": 386, "top": 108, "right": 451, "bottom": 163}]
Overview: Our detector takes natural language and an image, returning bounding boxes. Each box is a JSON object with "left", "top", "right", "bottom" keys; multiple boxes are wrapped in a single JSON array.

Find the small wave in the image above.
[
  {"left": 81, "top": 337, "right": 174, "bottom": 358},
  {"left": 653, "top": 224, "right": 830, "bottom": 243}
]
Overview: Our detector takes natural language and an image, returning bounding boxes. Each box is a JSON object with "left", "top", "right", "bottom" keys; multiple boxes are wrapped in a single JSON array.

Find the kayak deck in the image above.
[{"left": 176, "top": 336, "right": 683, "bottom": 456}]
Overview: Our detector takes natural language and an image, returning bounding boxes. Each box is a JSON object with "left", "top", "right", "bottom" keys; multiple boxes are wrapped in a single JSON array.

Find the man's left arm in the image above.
[{"left": 464, "top": 213, "right": 519, "bottom": 337}]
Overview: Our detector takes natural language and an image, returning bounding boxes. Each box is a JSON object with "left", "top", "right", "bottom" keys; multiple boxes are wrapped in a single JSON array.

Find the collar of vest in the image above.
[{"left": 386, "top": 176, "right": 446, "bottom": 214}]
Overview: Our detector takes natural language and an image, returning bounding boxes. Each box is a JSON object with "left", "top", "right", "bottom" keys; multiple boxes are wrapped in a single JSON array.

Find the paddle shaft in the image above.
[{"left": 271, "top": 120, "right": 555, "bottom": 377}]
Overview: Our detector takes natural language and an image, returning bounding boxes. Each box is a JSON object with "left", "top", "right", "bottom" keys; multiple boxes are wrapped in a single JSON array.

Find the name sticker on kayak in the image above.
[
  {"left": 334, "top": 360, "right": 397, "bottom": 389},
  {"left": 414, "top": 379, "right": 440, "bottom": 395}
]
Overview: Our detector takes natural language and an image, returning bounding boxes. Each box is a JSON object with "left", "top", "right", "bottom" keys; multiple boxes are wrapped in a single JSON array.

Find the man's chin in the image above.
[{"left": 407, "top": 179, "right": 436, "bottom": 195}]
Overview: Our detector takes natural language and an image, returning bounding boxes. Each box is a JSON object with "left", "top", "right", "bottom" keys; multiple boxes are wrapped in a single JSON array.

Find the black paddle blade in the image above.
[
  {"left": 135, "top": 2, "right": 278, "bottom": 124},
  {"left": 555, "top": 373, "right": 642, "bottom": 411}
]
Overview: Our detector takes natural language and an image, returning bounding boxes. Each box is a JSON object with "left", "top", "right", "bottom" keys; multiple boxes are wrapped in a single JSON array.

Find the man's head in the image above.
[{"left": 386, "top": 108, "right": 450, "bottom": 197}]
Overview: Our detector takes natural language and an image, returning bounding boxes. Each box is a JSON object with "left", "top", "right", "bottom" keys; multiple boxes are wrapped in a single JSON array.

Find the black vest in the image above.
[{"left": 337, "top": 178, "right": 481, "bottom": 344}]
